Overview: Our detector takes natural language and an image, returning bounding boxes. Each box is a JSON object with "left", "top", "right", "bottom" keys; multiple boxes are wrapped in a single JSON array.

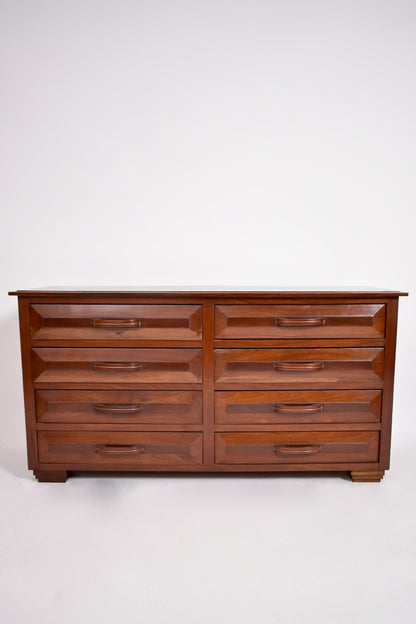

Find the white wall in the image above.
[{"left": 0, "top": 3, "right": 415, "bottom": 622}]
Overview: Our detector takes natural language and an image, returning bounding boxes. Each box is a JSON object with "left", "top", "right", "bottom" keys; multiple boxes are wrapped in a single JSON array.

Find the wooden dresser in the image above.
[{"left": 9, "top": 288, "right": 407, "bottom": 482}]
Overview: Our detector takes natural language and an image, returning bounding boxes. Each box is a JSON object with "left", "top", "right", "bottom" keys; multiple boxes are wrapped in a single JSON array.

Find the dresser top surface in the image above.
[{"left": 9, "top": 286, "right": 408, "bottom": 298}]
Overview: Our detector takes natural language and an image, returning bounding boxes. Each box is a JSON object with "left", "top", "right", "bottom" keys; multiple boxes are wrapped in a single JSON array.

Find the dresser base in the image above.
[
  {"left": 34, "top": 470, "right": 69, "bottom": 483},
  {"left": 350, "top": 471, "right": 385, "bottom": 482},
  {"left": 32, "top": 469, "right": 385, "bottom": 483}
]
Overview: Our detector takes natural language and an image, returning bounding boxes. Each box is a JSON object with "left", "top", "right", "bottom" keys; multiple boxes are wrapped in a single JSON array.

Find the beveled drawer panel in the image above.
[
  {"left": 31, "top": 348, "right": 202, "bottom": 385},
  {"left": 215, "top": 348, "right": 384, "bottom": 388},
  {"left": 36, "top": 390, "right": 202, "bottom": 424},
  {"left": 215, "top": 390, "right": 382, "bottom": 424},
  {"left": 215, "top": 432, "right": 380, "bottom": 464},
  {"left": 30, "top": 304, "right": 202, "bottom": 341},
  {"left": 38, "top": 431, "right": 203, "bottom": 465},
  {"left": 215, "top": 304, "right": 385, "bottom": 339}
]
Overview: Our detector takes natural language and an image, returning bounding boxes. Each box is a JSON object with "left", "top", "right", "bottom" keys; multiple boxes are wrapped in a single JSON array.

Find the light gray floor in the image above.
[{"left": 1, "top": 444, "right": 415, "bottom": 624}]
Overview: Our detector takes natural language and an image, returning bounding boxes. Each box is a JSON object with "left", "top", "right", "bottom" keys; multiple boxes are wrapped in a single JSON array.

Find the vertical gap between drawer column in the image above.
[{"left": 202, "top": 303, "right": 215, "bottom": 465}]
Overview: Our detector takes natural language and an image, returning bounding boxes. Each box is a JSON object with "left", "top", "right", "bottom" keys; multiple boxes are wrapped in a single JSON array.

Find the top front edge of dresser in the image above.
[{"left": 9, "top": 287, "right": 408, "bottom": 297}]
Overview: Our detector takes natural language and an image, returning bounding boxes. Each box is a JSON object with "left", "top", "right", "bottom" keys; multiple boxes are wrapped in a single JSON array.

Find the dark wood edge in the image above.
[
  {"left": 31, "top": 340, "right": 204, "bottom": 348},
  {"left": 35, "top": 423, "right": 381, "bottom": 432},
  {"left": 9, "top": 290, "right": 409, "bottom": 297},
  {"left": 18, "top": 298, "right": 38, "bottom": 469},
  {"left": 33, "top": 462, "right": 381, "bottom": 472},
  {"left": 379, "top": 298, "right": 399, "bottom": 469}
]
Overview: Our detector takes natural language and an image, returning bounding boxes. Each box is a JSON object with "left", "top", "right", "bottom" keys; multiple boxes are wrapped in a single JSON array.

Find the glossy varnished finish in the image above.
[
  {"left": 30, "top": 303, "right": 202, "bottom": 341},
  {"left": 38, "top": 431, "right": 203, "bottom": 465},
  {"left": 215, "top": 390, "right": 382, "bottom": 424},
  {"left": 215, "top": 304, "right": 386, "bottom": 339},
  {"left": 9, "top": 289, "right": 407, "bottom": 482},
  {"left": 214, "top": 348, "right": 384, "bottom": 388},
  {"left": 215, "top": 431, "right": 380, "bottom": 464},
  {"left": 35, "top": 390, "right": 203, "bottom": 424}
]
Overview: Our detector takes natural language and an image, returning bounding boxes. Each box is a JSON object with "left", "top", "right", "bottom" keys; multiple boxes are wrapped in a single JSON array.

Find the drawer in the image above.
[
  {"left": 215, "top": 432, "right": 380, "bottom": 464},
  {"left": 36, "top": 390, "right": 202, "bottom": 424},
  {"left": 38, "top": 431, "right": 203, "bottom": 465},
  {"left": 215, "top": 390, "right": 382, "bottom": 424},
  {"left": 31, "top": 348, "right": 202, "bottom": 385},
  {"left": 30, "top": 304, "right": 202, "bottom": 341},
  {"left": 215, "top": 348, "right": 384, "bottom": 388},
  {"left": 215, "top": 304, "right": 385, "bottom": 339}
]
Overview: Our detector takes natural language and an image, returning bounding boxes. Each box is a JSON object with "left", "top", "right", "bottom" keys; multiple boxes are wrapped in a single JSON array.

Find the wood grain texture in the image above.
[
  {"left": 214, "top": 348, "right": 384, "bottom": 388},
  {"left": 36, "top": 390, "right": 202, "bottom": 424},
  {"left": 30, "top": 303, "right": 202, "bottom": 341},
  {"left": 215, "top": 390, "right": 382, "bottom": 424},
  {"left": 215, "top": 431, "right": 380, "bottom": 464},
  {"left": 31, "top": 347, "right": 203, "bottom": 385},
  {"left": 351, "top": 471, "right": 385, "bottom": 482},
  {"left": 379, "top": 299, "right": 399, "bottom": 469},
  {"left": 9, "top": 289, "right": 406, "bottom": 482},
  {"left": 38, "top": 431, "right": 203, "bottom": 466},
  {"left": 215, "top": 304, "right": 386, "bottom": 339}
]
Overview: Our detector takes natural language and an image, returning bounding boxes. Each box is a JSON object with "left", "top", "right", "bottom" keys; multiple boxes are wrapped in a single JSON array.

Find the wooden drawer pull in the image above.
[
  {"left": 274, "top": 362, "right": 324, "bottom": 372},
  {"left": 91, "top": 319, "right": 141, "bottom": 328},
  {"left": 96, "top": 444, "right": 144, "bottom": 456},
  {"left": 92, "top": 362, "right": 143, "bottom": 371},
  {"left": 275, "top": 317, "right": 325, "bottom": 327},
  {"left": 94, "top": 403, "right": 143, "bottom": 413},
  {"left": 274, "top": 444, "right": 322, "bottom": 455},
  {"left": 274, "top": 403, "right": 323, "bottom": 414}
]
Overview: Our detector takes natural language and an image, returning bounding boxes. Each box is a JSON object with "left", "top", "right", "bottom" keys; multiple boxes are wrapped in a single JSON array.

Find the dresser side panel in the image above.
[
  {"left": 379, "top": 298, "right": 399, "bottom": 469},
  {"left": 18, "top": 297, "right": 38, "bottom": 469}
]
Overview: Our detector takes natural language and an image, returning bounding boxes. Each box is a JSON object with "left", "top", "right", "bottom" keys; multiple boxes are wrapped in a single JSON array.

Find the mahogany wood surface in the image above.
[
  {"left": 9, "top": 289, "right": 407, "bottom": 482},
  {"left": 215, "top": 431, "right": 380, "bottom": 464},
  {"left": 215, "top": 304, "right": 386, "bottom": 339},
  {"left": 30, "top": 303, "right": 202, "bottom": 341},
  {"left": 35, "top": 390, "right": 202, "bottom": 424},
  {"left": 38, "top": 431, "right": 203, "bottom": 466},
  {"left": 214, "top": 348, "right": 384, "bottom": 388},
  {"left": 31, "top": 347, "right": 203, "bottom": 385},
  {"left": 350, "top": 471, "right": 385, "bottom": 482},
  {"left": 215, "top": 390, "right": 382, "bottom": 424}
]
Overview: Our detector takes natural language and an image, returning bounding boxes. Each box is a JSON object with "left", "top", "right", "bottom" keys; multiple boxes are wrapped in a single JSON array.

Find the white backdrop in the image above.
[{"left": 1, "top": 2, "right": 415, "bottom": 623}]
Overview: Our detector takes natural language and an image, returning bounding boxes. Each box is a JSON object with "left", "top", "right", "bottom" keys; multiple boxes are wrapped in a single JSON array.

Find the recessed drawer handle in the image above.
[
  {"left": 92, "top": 362, "right": 143, "bottom": 371},
  {"left": 94, "top": 403, "right": 143, "bottom": 413},
  {"left": 274, "top": 444, "right": 322, "bottom": 455},
  {"left": 96, "top": 444, "right": 144, "bottom": 456},
  {"left": 275, "top": 317, "right": 326, "bottom": 327},
  {"left": 274, "top": 362, "right": 324, "bottom": 372},
  {"left": 91, "top": 319, "right": 141, "bottom": 328},
  {"left": 274, "top": 403, "right": 323, "bottom": 414}
]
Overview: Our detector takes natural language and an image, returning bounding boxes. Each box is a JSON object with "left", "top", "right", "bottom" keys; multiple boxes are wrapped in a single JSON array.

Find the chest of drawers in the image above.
[{"left": 9, "top": 288, "right": 407, "bottom": 482}]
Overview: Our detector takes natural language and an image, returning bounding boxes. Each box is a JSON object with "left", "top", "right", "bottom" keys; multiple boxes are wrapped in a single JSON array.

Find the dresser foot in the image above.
[
  {"left": 350, "top": 470, "right": 385, "bottom": 482},
  {"left": 34, "top": 470, "right": 69, "bottom": 483}
]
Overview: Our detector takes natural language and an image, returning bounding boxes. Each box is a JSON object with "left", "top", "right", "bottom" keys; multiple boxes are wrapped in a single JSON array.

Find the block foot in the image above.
[
  {"left": 34, "top": 470, "right": 69, "bottom": 483},
  {"left": 350, "top": 470, "right": 385, "bottom": 482}
]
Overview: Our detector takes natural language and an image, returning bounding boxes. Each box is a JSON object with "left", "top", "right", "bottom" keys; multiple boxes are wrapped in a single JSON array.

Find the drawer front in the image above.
[
  {"left": 38, "top": 431, "right": 203, "bottom": 465},
  {"left": 215, "top": 304, "right": 385, "bottom": 339},
  {"left": 36, "top": 390, "right": 202, "bottom": 424},
  {"left": 32, "top": 348, "right": 203, "bottom": 385},
  {"left": 30, "top": 304, "right": 202, "bottom": 341},
  {"left": 215, "top": 432, "right": 380, "bottom": 464},
  {"left": 215, "top": 348, "right": 384, "bottom": 388},
  {"left": 215, "top": 390, "right": 382, "bottom": 424}
]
